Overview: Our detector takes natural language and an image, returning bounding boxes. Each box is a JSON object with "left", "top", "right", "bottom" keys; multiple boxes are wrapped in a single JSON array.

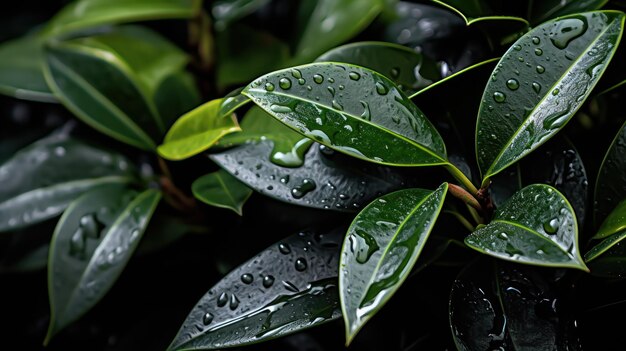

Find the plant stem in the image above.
[
  {"left": 444, "top": 210, "right": 475, "bottom": 232},
  {"left": 466, "top": 204, "right": 484, "bottom": 225},
  {"left": 448, "top": 183, "right": 482, "bottom": 211},
  {"left": 443, "top": 163, "right": 479, "bottom": 196}
]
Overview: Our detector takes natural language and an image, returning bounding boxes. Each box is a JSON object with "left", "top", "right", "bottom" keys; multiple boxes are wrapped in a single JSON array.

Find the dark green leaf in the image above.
[
  {"left": 595, "top": 199, "right": 626, "bottom": 239},
  {"left": 158, "top": 98, "right": 241, "bottom": 160},
  {"left": 42, "top": 0, "right": 196, "bottom": 38},
  {"left": 212, "top": 0, "right": 270, "bottom": 28},
  {"left": 192, "top": 169, "right": 253, "bottom": 215},
  {"left": 0, "top": 35, "right": 55, "bottom": 102},
  {"left": 46, "top": 186, "right": 161, "bottom": 343},
  {"left": 168, "top": 228, "right": 343, "bottom": 351},
  {"left": 594, "top": 119, "right": 626, "bottom": 226},
  {"left": 340, "top": 184, "right": 448, "bottom": 344},
  {"left": 449, "top": 259, "right": 510, "bottom": 351},
  {"left": 243, "top": 63, "right": 447, "bottom": 166},
  {"left": 43, "top": 26, "right": 190, "bottom": 150},
  {"left": 584, "top": 229, "right": 626, "bottom": 278},
  {"left": 522, "top": 136, "right": 589, "bottom": 230},
  {"left": 491, "top": 164, "right": 522, "bottom": 208},
  {"left": 315, "top": 41, "right": 441, "bottom": 95},
  {"left": 431, "top": 0, "right": 526, "bottom": 24},
  {"left": 211, "top": 141, "right": 418, "bottom": 212},
  {"left": 476, "top": 11, "right": 624, "bottom": 185},
  {"left": 495, "top": 263, "right": 581, "bottom": 350},
  {"left": 153, "top": 70, "right": 202, "bottom": 130},
  {"left": 296, "top": 0, "right": 384, "bottom": 61},
  {"left": 530, "top": 0, "right": 608, "bottom": 25},
  {"left": 0, "top": 134, "right": 135, "bottom": 232},
  {"left": 218, "top": 106, "right": 311, "bottom": 167},
  {"left": 465, "top": 184, "right": 588, "bottom": 271}
]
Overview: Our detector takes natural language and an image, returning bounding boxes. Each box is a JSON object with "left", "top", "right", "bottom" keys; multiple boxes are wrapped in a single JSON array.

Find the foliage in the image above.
[{"left": 1, "top": 0, "right": 626, "bottom": 350}]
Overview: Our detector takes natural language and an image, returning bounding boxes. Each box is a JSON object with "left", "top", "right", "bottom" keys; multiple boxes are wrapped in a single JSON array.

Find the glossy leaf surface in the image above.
[
  {"left": 530, "top": 0, "right": 608, "bottom": 25},
  {"left": 212, "top": 0, "right": 270, "bottom": 27},
  {"left": 168, "top": 228, "right": 343, "bottom": 350},
  {"left": 192, "top": 169, "right": 253, "bottom": 215},
  {"left": 0, "top": 134, "right": 135, "bottom": 232},
  {"left": 43, "top": 26, "right": 190, "bottom": 150},
  {"left": 158, "top": 99, "right": 241, "bottom": 160},
  {"left": 211, "top": 141, "right": 417, "bottom": 212},
  {"left": 0, "top": 35, "right": 55, "bottom": 102},
  {"left": 595, "top": 199, "right": 626, "bottom": 239},
  {"left": 296, "top": 0, "right": 383, "bottom": 61},
  {"left": 243, "top": 63, "right": 447, "bottom": 166},
  {"left": 595, "top": 119, "right": 626, "bottom": 225},
  {"left": 465, "top": 184, "right": 588, "bottom": 270},
  {"left": 43, "top": 0, "right": 195, "bottom": 37},
  {"left": 46, "top": 187, "right": 161, "bottom": 342},
  {"left": 476, "top": 11, "right": 624, "bottom": 184},
  {"left": 585, "top": 230, "right": 626, "bottom": 278},
  {"left": 316, "top": 41, "right": 441, "bottom": 95},
  {"left": 340, "top": 184, "right": 448, "bottom": 344}
]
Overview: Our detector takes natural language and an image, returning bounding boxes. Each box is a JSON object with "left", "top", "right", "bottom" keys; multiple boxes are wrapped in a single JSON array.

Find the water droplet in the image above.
[
  {"left": 349, "top": 72, "right": 361, "bottom": 81},
  {"left": 390, "top": 68, "right": 400, "bottom": 78},
  {"left": 298, "top": 78, "right": 306, "bottom": 85},
  {"left": 532, "top": 36, "right": 541, "bottom": 45},
  {"left": 54, "top": 146, "right": 66, "bottom": 157},
  {"left": 266, "top": 185, "right": 273, "bottom": 191},
  {"left": 263, "top": 275, "right": 275, "bottom": 288},
  {"left": 280, "top": 175, "right": 290, "bottom": 184},
  {"left": 536, "top": 65, "right": 545, "bottom": 74},
  {"left": 241, "top": 273, "right": 254, "bottom": 284},
  {"left": 543, "top": 218, "right": 559, "bottom": 234},
  {"left": 282, "top": 280, "right": 299, "bottom": 293},
  {"left": 270, "top": 104, "right": 292, "bottom": 113},
  {"left": 313, "top": 74, "right": 324, "bottom": 84},
  {"left": 518, "top": 56, "right": 524, "bottom": 62},
  {"left": 279, "top": 243, "right": 291, "bottom": 254},
  {"left": 513, "top": 45, "right": 522, "bottom": 51},
  {"left": 328, "top": 77, "right": 335, "bottom": 83},
  {"left": 375, "top": 82, "right": 388, "bottom": 95},
  {"left": 327, "top": 86, "right": 335, "bottom": 96},
  {"left": 295, "top": 258, "right": 307, "bottom": 271},
  {"left": 217, "top": 292, "right": 228, "bottom": 307},
  {"left": 532, "top": 82, "right": 542, "bottom": 93},
  {"left": 69, "top": 229, "right": 85, "bottom": 258},
  {"left": 550, "top": 17, "right": 587, "bottom": 49},
  {"left": 534, "top": 48, "right": 543, "bottom": 56},
  {"left": 499, "top": 232, "right": 509, "bottom": 240},
  {"left": 202, "top": 312, "right": 214, "bottom": 325},
  {"left": 264, "top": 82, "right": 275, "bottom": 91},
  {"left": 279, "top": 78, "right": 291, "bottom": 89},
  {"left": 291, "top": 178, "right": 317, "bottom": 199},
  {"left": 290, "top": 69, "right": 302, "bottom": 79},
  {"left": 552, "top": 88, "right": 560, "bottom": 96},
  {"left": 350, "top": 230, "right": 380, "bottom": 264},
  {"left": 493, "top": 91, "right": 506, "bottom": 103},
  {"left": 506, "top": 79, "right": 519, "bottom": 90},
  {"left": 343, "top": 124, "right": 353, "bottom": 132},
  {"left": 229, "top": 294, "right": 240, "bottom": 310},
  {"left": 332, "top": 100, "right": 343, "bottom": 110},
  {"left": 360, "top": 101, "right": 371, "bottom": 121}
]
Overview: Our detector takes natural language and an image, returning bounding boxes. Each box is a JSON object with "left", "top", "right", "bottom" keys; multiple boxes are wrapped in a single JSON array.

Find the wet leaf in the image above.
[
  {"left": 594, "top": 119, "right": 626, "bottom": 226},
  {"left": 431, "top": 0, "right": 526, "bottom": 24},
  {"left": 211, "top": 141, "right": 417, "bottom": 212},
  {"left": 585, "top": 229, "right": 626, "bottom": 278},
  {"left": 192, "top": 169, "right": 253, "bottom": 215},
  {"left": 595, "top": 199, "right": 626, "bottom": 239},
  {"left": 529, "top": 0, "right": 608, "bottom": 25},
  {"left": 0, "top": 134, "right": 135, "bottom": 233},
  {"left": 340, "top": 183, "right": 448, "bottom": 345},
  {"left": 158, "top": 99, "right": 241, "bottom": 160},
  {"left": 316, "top": 41, "right": 441, "bottom": 95},
  {"left": 45, "top": 186, "right": 161, "bottom": 343},
  {"left": 168, "top": 228, "right": 343, "bottom": 351},
  {"left": 296, "top": 0, "right": 383, "bottom": 61},
  {"left": 43, "top": 26, "right": 190, "bottom": 150},
  {"left": 0, "top": 35, "right": 55, "bottom": 102},
  {"left": 522, "top": 136, "right": 589, "bottom": 229},
  {"left": 476, "top": 11, "right": 624, "bottom": 185},
  {"left": 465, "top": 184, "right": 588, "bottom": 271},
  {"left": 243, "top": 63, "right": 447, "bottom": 167},
  {"left": 495, "top": 263, "right": 582, "bottom": 350},
  {"left": 449, "top": 259, "right": 510, "bottom": 351},
  {"left": 42, "top": 0, "right": 195, "bottom": 38}
]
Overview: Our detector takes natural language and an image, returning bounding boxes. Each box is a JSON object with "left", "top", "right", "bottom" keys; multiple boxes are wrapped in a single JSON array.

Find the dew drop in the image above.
[
  {"left": 280, "top": 175, "right": 290, "bottom": 184},
  {"left": 202, "top": 312, "right": 214, "bottom": 325},
  {"left": 536, "top": 65, "right": 545, "bottom": 74},
  {"left": 552, "top": 88, "right": 560, "bottom": 96},
  {"left": 506, "top": 79, "right": 519, "bottom": 90},
  {"left": 282, "top": 280, "right": 299, "bottom": 293},
  {"left": 263, "top": 275, "right": 275, "bottom": 288},
  {"left": 532, "top": 82, "right": 542, "bottom": 93},
  {"left": 327, "top": 86, "right": 335, "bottom": 96},
  {"left": 513, "top": 45, "right": 522, "bottom": 51},
  {"left": 313, "top": 74, "right": 324, "bottom": 84},
  {"left": 217, "top": 292, "right": 228, "bottom": 307},
  {"left": 543, "top": 218, "right": 559, "bottom": 234},
  {"left": 295, "top": 258, "right": 307, "bottom": 271},
  {"left": 493, "top": 91, "right": 506, "bottom": 103},
  {"left": 264, "top": 82, "right": 275, "bottom": 91},
  {"left": 360, "top": 101, "right": 371, "bottom": 121},
  {"left": 279, "top": 243, "right": 291, "bottom": 254},
  {"left": 332, "top": 100, "right": 343, "bottom": 110},
  {"left": 229, "top": 294, "right": 240, "bottom": 310},
  {"left": 291, "top": 178, "right": 317, "bottom": 199},
  {"left": 532, "top": 36, "right": 541, "bottom": 45},
  {"left": 241, "top": 273, "right": 254, "bottom": 284},
  {"left": 549, "top": 18, "right": 587, "bottom": 49},
  {"left": 390, "top": 67, "right": 400, "bottom": 78},
  {"left": 375, "top": 82, "right": 388, "bottom": 95},
  {"left": 349, "top": 72, "right": 361, "bottom": 80},
  {"left": 298, "top": 78, "right": 306, "bottom": 85},
  {"left": 534, "top": 48, "right": 543, "bottom": 56},
  {"left": 270, "top": 104, "right": 292, "bottom": 113},
  {"left": 290, "top": 69, "right": 302, "bottom": 79},
  {"left": 279, "top": 78, "right": 291, "bottom": 89}
]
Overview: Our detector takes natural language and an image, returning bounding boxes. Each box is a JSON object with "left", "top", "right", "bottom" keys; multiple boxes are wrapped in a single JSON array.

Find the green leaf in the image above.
[
  {"left": 595, "top": 199, "right": 626, "bottom": 239},
  {"left": 296, "top": 0, "right": 384, "bottom": 61},
  {"left": 153, "top": 70, "right": 202, "bottom": 130},
  {"left": 476, "top": 11, "right": 624, "bottom": 185},
  {"left": 0, "top": 35, "right": 56, "bottom": 102},
  {"left": 218, "top": 106, "right": 311, "bottom": 167},
  {"left": 340, "top": 183, "right": 448, "bottom": 345},
  {"left": 529, "top": 0, "right": 609, "bottom": 25},
  {"left": 0, "top": 134, "right": 135, "bottom": 232},
  {"left": 158, "top": 98, "right": 241, "bottom": 160},
  {"left": 45, "top": 186, "right": 161, "bottom": 343},
  {"left": 43, "top": 26, "right": 190, "bottom": 150},
  {"left": 243, "top": 63, "right": 447, "bottom": 167},
  {"left": 168, "top": 228, "right": 343, "bottom": 351},
  {"left": 212, "top": 0, "right": 270, "bottom": 28},
  {"left": 594, "top": 119, "right": 626, "bottom": 226},
  {"left": 431, "top": 0, "right": 527, "bottom": 25},
  {"left": 192, "top": 169, "right": 253, "bottom": 215},
  {"left": 465, "top": 184, "right": 588, "bottom": 271},
  {"left": 315, "top": 41, "right": 441, "bottom": 95},
  {"left": 42, "top": 0, "right": 196, "bottom": 38},
  {"left": 584, "top": 229, "right": 626, "bottom": 278}
]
